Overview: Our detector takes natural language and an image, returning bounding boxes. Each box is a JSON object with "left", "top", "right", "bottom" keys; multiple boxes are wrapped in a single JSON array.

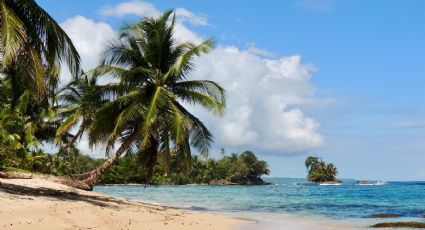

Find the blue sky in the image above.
[{"left": 37, "top": 0, "right": 425, "bottom": 181}]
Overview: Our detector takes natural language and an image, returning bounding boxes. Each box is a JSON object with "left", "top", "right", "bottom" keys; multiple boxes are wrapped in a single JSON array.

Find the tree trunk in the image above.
[
  {"left": 143, "top": 137, "right": 158, "bottom": 186},
  {"left": 0, "top": 171, "right": 33, "bottom": 179},
  {"left": 60, "top": 125, "right": 84, "bottom": 155},
  {"left": 78, "top": 131, "right": 139, "bottom": 186}
]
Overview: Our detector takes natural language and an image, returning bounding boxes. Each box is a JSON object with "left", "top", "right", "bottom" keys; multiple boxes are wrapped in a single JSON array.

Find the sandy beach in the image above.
[
  {"left": 0, "top": 176, "right": 365, "bottom": 230},
  {"left": 0, "top": 176, "right": 241, "bottom": 230}
]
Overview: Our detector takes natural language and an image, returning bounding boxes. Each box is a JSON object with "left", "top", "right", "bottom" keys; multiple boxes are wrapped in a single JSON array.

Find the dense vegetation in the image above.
[
  {"left": 0, "top": 2, "right": 248, "bottom": 189},
  {"left": 0, "top": 145, "right": 270, "bottom": 185},
  {"left": 305, "top": 156, "right": 339, "bottom": 183}
]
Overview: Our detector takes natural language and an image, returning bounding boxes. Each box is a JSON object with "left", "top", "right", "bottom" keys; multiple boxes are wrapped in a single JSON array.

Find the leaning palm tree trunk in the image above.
[
  {"left": 60, "top": 125, "right": 84, "bottom": 155},
  {"left": 75, "top": 132, "right": 138, "bottom": 187}
]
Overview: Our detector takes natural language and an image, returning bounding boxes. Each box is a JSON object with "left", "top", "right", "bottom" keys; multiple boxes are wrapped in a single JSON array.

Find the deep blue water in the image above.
[{"left": 94, "top": 178, "right": 425, "bottom": 225}]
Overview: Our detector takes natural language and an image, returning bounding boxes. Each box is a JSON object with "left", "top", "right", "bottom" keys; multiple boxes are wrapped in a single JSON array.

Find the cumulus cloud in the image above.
[
  {"left": 60, "top": 16, "right": 116, "bottom": 83},
  {"left": 190, "top": 46, "right": 325, "bottom": 153},
  {"left": 174, "top": 8, "right": 208, "bottom": 26},
  {"left": 246, "top": 43, "right": 276, "bottom": 58},
  {"left": 99, "top": 0, "right": 206, "bottom": 43},
  {"left": 100, "top": 0, "right": 159, "bottom": 18},
  {"left": 100, "top": 1, "right": 208, "bottom": 26}
]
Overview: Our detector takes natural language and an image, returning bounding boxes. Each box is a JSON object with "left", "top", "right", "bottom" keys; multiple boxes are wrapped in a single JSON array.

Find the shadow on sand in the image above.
[{"left": 0, "top": 181, "right": 126, "bottom": 208}]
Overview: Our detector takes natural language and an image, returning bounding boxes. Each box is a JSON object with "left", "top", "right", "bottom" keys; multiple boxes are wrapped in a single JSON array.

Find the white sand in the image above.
[{"left": 0, "top": 177, "right": 241, "bottom": 230}]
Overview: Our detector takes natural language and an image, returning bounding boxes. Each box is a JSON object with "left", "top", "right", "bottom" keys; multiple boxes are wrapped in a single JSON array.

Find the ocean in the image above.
[{"left": 94, "top": 178, "right": 425, "bottom": 228}]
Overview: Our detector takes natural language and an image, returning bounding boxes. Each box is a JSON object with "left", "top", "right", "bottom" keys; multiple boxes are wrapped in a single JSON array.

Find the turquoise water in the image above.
[{"left": 94, "top": 178, "right": 425, "bottom": 226}]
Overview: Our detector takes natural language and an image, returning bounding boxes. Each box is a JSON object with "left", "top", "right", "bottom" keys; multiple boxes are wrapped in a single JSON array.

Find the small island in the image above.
[{"left": 305, "top": 156, "right": 341, "bottom": 184}]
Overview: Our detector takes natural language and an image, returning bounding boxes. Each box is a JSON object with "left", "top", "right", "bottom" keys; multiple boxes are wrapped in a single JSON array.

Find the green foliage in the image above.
[
  {"left": 0, "top": 89, "right": 40, "bottom": 169},
  {"left": 159, "top": 150, "right": 270, "bottom": 185},
  {"left": 305, "top": 156, "right": 338, "bottom": 183},
  {"left": 0, "top": 0, "right": 81, "bottom": 105},
  {"left": 0, "top": 1, "right": 81, "bottom": 169},
  {"left": 96, "top": 149, "right": 270, "bottom": 185}
]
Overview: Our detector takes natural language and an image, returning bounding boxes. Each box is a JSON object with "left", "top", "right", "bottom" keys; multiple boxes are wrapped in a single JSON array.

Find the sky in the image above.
[{"left": 36, "top": 0, "right": 425, "bottom": 181}]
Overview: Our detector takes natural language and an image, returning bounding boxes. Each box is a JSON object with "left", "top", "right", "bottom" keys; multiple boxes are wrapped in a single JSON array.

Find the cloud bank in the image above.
[{"left": 191, "top": 47, "right": 324, "bottom": 153}]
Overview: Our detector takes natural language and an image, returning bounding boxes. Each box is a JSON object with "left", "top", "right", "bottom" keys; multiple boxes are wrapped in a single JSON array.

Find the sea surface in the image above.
[{"left": 94, "top": 178, "right": 425, "bottom": 228}]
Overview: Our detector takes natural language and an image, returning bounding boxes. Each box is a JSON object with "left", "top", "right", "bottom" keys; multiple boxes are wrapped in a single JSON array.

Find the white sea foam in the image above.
[
  {"left": 319, "top": 183, "right": 342, "bottom": 186},
  {"left": 357, "top": 181, "right": 386, "bottom": 186}
]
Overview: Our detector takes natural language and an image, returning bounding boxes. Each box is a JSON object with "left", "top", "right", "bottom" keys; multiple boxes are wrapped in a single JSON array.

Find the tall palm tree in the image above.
[
  {"left": 76, "top": 11, "right": 225, "bottom": 186},
  {"left": 0, "top": 0, "right": 81, "bottom": 104}
]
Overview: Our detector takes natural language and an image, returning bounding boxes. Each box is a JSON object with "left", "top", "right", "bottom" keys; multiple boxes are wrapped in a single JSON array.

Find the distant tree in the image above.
[
  {"left": 305, "top": 156, "right": 338, "bottom": 183},
  {"left": 305, "top": 156, "right": 319, "bottom": 171},
  {"left": 240, "top": 151, "right": 270, "bottom": 182}
]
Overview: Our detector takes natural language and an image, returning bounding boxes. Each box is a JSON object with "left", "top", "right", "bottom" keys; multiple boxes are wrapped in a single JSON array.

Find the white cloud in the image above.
[
  {"left": 60, "top": 16, "right": 116, "bottom": 84},
  {"left": 100, "top": 0, "right": 160, "bottom": 18},
  {"left": 175, "top": 8, "right": 208, "bottom": 26},
  {"left": 190, "top": 46, "right": 325, "bottom": 153},
  {"left": 99, "top": 0, "right": 206, "bottom": 43},
  {"left": 100, "top": 1, "right": 208, "bottom": 26},
  {"left": 246, "top": 43, "right": 276, "bottom": 58}
]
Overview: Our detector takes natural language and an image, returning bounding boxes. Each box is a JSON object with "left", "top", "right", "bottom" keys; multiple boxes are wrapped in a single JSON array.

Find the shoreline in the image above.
[
  {"left": 0, "top": 177, "right": 243, "bottom": 229},
  {"left": 0, "top": 176, "right": 366, "bottom": 229}
]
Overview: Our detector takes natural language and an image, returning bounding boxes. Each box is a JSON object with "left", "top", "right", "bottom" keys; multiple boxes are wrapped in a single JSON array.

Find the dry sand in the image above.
[
  {"left": 0, "top": 176, "right": 242, "bottom": 230},
  {"left": 0, "top": 176, "right": 363, "bottom": 230}
]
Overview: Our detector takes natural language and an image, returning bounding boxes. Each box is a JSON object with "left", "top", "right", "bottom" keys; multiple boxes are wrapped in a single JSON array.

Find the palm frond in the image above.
[
  {"left": 0, "top": 2, "right": 26, "bottom": 67},
  {"left": 164, "top": 39, "right": 214, "bottom": 81}
]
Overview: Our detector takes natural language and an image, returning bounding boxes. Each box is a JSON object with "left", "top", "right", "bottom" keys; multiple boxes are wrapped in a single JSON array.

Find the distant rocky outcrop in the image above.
[
  {"left": 317, "top": 180, "right": 342, "bottom": 185},
  {"left": 209, "top": 179, "right": 237, "bottom": 186},
  {"left": 371, "top": 213, "right": 401, "bottom": 218},
  {"left": 208, "top": 178, "right": 272, "bottom": 186},
  {"left": 371, "top": 222, "right": 425, "bottom": 228},
  {"left": 357, "top": 180, "right": 377, "bottom": 185},
  {"left": 357, "top": 180, "right": 373, "bottom": 184}
]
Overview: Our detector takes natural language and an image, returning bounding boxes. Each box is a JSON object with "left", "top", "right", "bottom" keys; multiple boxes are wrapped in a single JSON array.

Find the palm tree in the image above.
[
  {"left": 76, "top": 11, "right": 225, "bottom": 186},
  {"left": 0, "top": 90, "right": 39, "bottom": 168},
  {"left": 324, "top": 163, "right": 337, "bottom": 181},
  {"left": 55, "top": 76, "right": 115, "bottom": 154},
  {"left": 0, "top": 0, "right": 81, "bottom": 105},
  {"left": 305, "top": 156, "right": 338, "bottom": 183},
  {"left": 305, "top": 156, "right": 319, "bottom": 171}
]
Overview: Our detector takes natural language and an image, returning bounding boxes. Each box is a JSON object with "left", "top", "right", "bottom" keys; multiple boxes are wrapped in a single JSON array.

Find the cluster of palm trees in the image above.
[
  {"left": 304, "top": 156, "right": 338, "bottom": 183},
  {"left": 0, "top": 1, "right": 225, "bottom": 189}
]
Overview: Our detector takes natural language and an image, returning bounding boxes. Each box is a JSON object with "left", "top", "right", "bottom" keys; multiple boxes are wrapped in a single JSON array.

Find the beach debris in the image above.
[{"left": 0, "top": 171, "right": 32, "bottom": 179}]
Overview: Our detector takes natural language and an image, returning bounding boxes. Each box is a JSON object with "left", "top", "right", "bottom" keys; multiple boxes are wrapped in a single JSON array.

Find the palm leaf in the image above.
[{"left": 0, "top": 2, "right": 26, "bottom": 67}]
